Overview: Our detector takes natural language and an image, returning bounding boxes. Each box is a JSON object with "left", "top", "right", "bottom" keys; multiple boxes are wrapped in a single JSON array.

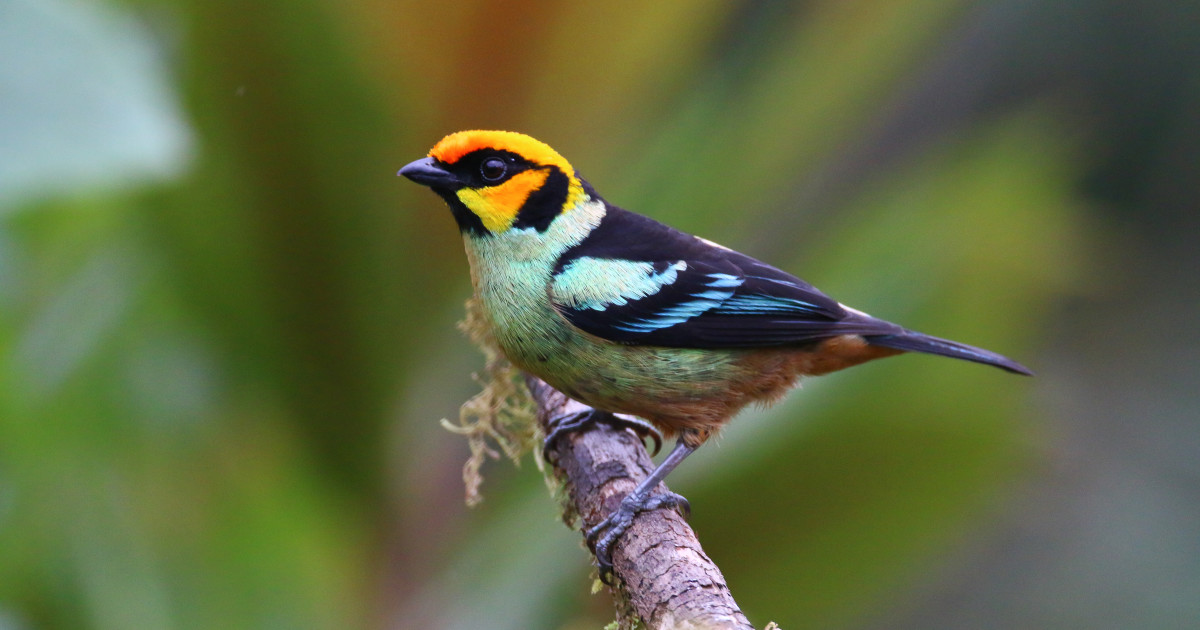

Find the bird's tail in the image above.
[{"left": 866, "top": 331, "right": 1032, "bottom": 375}]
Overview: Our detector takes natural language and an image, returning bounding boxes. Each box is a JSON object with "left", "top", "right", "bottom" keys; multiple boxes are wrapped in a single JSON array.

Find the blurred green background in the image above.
[{"left": 2, "top": 0, "right": 1198, "bottom": 628}]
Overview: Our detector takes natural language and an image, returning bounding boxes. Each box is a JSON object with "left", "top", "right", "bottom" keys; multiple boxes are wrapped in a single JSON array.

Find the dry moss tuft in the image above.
[{"left": 439, "top": 296, "right": 540, "bottom": 506}]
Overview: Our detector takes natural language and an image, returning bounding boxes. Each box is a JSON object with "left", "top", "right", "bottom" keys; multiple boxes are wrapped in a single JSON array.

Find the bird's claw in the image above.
[
  {"left": 542, "top": 410, "right": 663, "bottom": 464},
  {"left": 614, "top": 413, "right": 664, "bottom": 456},
  {"left": 586, "top": 490, "right": 691, "bottom": 584}
]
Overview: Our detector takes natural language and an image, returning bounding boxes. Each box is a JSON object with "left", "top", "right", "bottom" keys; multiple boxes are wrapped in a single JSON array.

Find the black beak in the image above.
[{"left": 398, "top": 157, "right": 460, "bottom": 189}]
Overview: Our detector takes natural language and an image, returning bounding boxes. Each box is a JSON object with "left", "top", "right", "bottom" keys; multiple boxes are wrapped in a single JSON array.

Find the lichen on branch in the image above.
[{"left": 439, "top": 296, "right": 539, "bottom": 506}]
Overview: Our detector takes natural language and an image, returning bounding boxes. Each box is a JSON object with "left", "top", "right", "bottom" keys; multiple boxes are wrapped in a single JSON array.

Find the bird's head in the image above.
[{"left": 399, "top": 130, "right": 587, "bottom": 236}]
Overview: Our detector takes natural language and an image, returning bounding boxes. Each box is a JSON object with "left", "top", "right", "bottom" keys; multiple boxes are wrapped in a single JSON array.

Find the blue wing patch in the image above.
[
  {"left": 548, "top": 204, "right": 903, "bottom": 348},
  {"left": 711, "top": 293, "right": 824, "bottom": 315},
  {"left": 553, "top": 255, "right": 903, "bottom": 348},
  {"left": 706, "top": 273, "right": 742, "bottom": 288},
  {"left": 551, "top": 258, "right": 689, "bottom": 312},
  {"left": 611, "top": 272, "right": 743, "bottom": 333}
]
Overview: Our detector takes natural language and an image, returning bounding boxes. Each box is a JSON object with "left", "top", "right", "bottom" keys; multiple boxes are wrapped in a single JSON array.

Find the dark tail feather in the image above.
[{"left": 866, "top": 332, "right": 1033, "bottom": 376}]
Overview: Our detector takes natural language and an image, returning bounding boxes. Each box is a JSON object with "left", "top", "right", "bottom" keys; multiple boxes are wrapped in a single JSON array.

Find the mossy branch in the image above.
[
  {"left": 439, "top": 296, "right": 539, "bottom": 506},
  {"left": 526, "top": 376, "right": 755, "bottom": 630},
  {"left": 444, "top": 297, "right": 760, "bottom": 628}
]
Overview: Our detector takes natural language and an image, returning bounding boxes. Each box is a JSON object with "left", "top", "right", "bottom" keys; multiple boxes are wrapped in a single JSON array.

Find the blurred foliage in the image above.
[{"left": 1, "top": 0, "right": 1195, "bottom": 629}]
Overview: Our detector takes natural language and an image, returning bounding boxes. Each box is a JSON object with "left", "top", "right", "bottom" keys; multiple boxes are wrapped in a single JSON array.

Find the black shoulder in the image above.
[{"left": 554, "top": 192, "right": 723, "bottom": 274}]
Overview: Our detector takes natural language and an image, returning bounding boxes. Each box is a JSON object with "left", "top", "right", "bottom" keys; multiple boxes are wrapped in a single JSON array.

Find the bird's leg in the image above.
[
  {"left": 542, "top": 409, "right": 663, "bottom": 463},
  {"left": 586, "top": 438, "right": 697, "bottom": 583}
]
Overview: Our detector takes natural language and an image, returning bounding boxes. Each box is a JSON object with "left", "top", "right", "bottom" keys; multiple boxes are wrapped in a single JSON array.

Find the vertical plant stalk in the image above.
[{"left": 526, "top": 376, "right": 754, "bottom": 630}]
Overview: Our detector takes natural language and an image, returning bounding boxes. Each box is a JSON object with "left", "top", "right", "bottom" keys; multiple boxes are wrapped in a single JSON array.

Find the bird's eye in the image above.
[{"left": 480, "top": 157, "right": 507, "bottom": 183}]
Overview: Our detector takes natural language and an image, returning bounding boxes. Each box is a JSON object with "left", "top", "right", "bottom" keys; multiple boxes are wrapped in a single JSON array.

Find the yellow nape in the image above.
[
  {"left": 429, "top": 130, "right": 572, "bottom": 174},
  {"left": 456, "top": 168, "right": 550, "bottom": 233}
]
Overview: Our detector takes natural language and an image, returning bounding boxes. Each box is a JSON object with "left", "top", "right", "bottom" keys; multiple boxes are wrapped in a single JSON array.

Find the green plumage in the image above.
[{"left": 462, "top": 198, "right": 753, "bottom": 410}]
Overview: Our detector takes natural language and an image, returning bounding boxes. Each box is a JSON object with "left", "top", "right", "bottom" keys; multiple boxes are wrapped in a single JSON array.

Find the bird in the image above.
[{"left": 399, "top": 129, "right": 1031, "bottom": 578}]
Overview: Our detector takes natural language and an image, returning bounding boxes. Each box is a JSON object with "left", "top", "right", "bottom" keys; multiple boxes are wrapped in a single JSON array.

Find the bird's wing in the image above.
[{"left": 549, "top": 233, "right": 902, "bottom": 349}]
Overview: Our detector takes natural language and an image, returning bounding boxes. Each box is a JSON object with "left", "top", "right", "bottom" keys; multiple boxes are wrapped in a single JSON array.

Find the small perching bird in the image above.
[{"left": 399, "top": 130, "right": 1030, "bottom": 577}]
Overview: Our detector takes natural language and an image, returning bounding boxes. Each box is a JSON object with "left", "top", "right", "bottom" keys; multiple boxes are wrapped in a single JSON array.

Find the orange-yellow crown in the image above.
[
  {"left": 426, "top": 131, "right": 586, "bottom": 233},
  {"left": 430, "top": 130, "right": 573, "bottom": 174}
]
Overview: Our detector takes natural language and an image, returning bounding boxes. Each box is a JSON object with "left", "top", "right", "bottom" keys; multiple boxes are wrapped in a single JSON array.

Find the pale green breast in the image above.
[
  {"left": 461, "top": 198, "right": 747, "bottom": 411},
  {"left": 461, "top": 198, "right": 604, "bottom": 356}
]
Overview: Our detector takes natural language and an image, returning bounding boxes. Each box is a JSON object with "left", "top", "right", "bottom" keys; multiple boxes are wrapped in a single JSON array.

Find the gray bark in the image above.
[{"left": 526, "top": 376, "right": 754, "bottom": 630}]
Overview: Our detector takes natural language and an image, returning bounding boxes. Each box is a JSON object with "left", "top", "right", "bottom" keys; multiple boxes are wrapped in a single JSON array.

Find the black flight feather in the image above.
[{"left": 552, "top": 192, "right": 1031, "bottom": 375}]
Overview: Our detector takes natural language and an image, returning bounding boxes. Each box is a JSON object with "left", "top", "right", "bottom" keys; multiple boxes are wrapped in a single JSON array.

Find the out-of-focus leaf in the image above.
[
  {"left": 11, "top": 249, "right": 137, "bottom": 400},
  {"left": 0, "top": 0, "right": 190, "bottom": 210}
]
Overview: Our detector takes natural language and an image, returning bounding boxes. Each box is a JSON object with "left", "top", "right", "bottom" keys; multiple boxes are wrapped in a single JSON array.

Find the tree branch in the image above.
[{"left": 525, "top": 376, "right": 753, "bottom": 630}]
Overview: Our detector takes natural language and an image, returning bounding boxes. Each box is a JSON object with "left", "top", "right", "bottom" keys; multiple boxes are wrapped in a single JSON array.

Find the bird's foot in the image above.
[
  {"left": 542, "top": 410, "right": 663, "bottom": 463},
  {"left": 586, "top": 490, "right": 691, "bottom": 583}
]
